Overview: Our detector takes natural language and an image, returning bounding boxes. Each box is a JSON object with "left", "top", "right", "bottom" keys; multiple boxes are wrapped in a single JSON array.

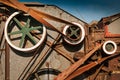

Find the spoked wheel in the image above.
[
  {"left": 63, "top": 22, "right": 85, "bottom": 45},
  {"left": 29, "top": 68, "right": 61, "bottom": 80},
  {"left": 4, "top": 12, "right": 47, "bottom": 52}
]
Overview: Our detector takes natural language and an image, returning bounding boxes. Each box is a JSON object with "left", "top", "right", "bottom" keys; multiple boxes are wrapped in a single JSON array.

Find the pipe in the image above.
[{"left": 5, "top": 41, "right": 10, "bottom": 80}]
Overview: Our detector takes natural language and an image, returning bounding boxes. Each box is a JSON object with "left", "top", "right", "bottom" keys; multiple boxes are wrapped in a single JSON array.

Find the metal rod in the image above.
[
  {"left": 17, "top": 45, "right": 42, "bottom": 80},
  {"left": 23, "top": 34, "right": 61, "bottom": 80},
  {"left": 5, "top": 41, "right": 10, "bottom": 80},
  {"left": 66, "top": 53, "right": 120, "bottom": 80},
  {"left": 34, "top": 73, "right": 41, "bottom": 80},
  {"left": 55, "top": 43, "right": 103, "bottom": 80},
  {"left": 46, "top": 41, "right": 75, "bottom": 63},
  {"left": 0, "top": 49, "right": 5, "bottom": 51},
  {"left": 32, "top": 31, "right": 74, "bottom": 63},
  {"left": 91, "top": 64, "right": 104, "bottom": 80}
]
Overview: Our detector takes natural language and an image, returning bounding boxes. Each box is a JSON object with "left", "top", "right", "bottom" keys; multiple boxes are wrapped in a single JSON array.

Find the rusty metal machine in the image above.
[{"left": 0, "top": 0, "right": 120, "bottom": 80}]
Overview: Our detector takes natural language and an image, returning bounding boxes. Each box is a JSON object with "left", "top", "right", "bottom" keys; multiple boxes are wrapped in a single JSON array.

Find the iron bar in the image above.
[
  {"left": 34, "top": 73, "right": 41, "bottom": 80},
  {"left": 66, "top": 53, "right": 120, "bottom": 80},
  {"left": 46, "top": 41, "right": 75, "bottom": 63},
  {"left": 5, "top": 41, "right": 10, "bottom": 80},
  {"left": 55, "top": 43, "right": 103, "bottom": 80},
  {"left": 32, "top": 31, "right": 74, "bottom": 63},
  {"left": 22, "top": 34, "right": 61, "bottom": 80},
  {"left": 17, "top": 44, "right": 43, "bottom": 80},
  {"left": 91, "top": 64, "right": 104, "bottom": 80}
]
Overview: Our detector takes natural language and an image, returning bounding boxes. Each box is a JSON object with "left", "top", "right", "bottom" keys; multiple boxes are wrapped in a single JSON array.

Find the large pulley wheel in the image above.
[
  {"left": 63, "top": 22, "right": 85, "bottom": 45},
  {"left": 4, "top": 12, "right": 46, "bottom": 52}
]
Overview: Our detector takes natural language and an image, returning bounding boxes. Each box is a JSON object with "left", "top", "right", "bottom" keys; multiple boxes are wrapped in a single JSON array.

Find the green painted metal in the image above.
[
  {"left": 105, "top": 43, "right": 114, "bottom": 52},
  {"left": 8, "top": 17, "right": 43, "bottom": 48},
  {"left": 67, "top": 26, "right": 80, "bottom": 39}
]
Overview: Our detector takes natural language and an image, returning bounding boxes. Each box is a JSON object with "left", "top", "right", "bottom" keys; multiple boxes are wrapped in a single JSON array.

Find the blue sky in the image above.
[{"left": 19, "top": 0, "right": 120, "bottom": 23}]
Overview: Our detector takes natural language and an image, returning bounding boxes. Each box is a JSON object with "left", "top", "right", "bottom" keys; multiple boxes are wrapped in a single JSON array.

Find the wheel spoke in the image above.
[
  {"left": 26, "top": 32, "right": 37, "bottom": 45},
  {"left": 68, "top": 32, "right": 74, "bottom": 37},
  {"left": 25, "top": 18, "right": 30, "bottom": 28},
  {"left": 75, "top": 28, "right": 80, "bottom": 32},
  {"left": 74, "top": 28, "right": 80, "bottom": 38},
  {"left": 19, "top": 33, "right": 25, "bottom": 48},
  {"left": 34, "top": 73, "right": 41, "bottom": 80},
  {"left": 74, "top": 32, "right": 79, "bottom": 38},
  {"left": 69, "top": 27, "right": 73, "bottom": 32},
  {"left": 29, "top": 26, "right": 42, "bottom": 31},
  {"left": 13, "top": 18, "right": 23, "bottom": 29},
  {"left": 8, "top": 30, "right": 22, "bottom": 35},
  {"left": 31, "top": 31, "right": 42, "bottom": 40},
  {"left": 67, "top": 27, "right": 80, "bottom": 38}
]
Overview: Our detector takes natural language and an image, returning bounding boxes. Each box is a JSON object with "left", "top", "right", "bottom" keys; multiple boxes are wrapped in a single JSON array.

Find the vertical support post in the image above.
[{"left": 5, "top": 41, "right": 10, "bottom": 80}]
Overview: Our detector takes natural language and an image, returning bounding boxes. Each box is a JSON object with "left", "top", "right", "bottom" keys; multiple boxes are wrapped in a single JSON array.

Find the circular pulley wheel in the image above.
[
  {"left": 4, "top": 12, "right": 46, "bottom": 52},
  {"left": 103, "top": 40, "right": 117, "bottom": 55},
  {"left": 63, "top": 22, "right": 85, "bottom": 45},
  {"left": 29, "top": 68, "right": 61, "bottom": 80}
]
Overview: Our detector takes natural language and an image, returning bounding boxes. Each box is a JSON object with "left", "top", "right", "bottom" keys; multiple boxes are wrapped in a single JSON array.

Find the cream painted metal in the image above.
[
  {"left": 4, "top": 12, "right": 47, "bottom": 52},
  {"left": 103, "top": 40, "right": 117, "bottom": 55},
  {"left": 63, "top": 22, "right": 85, "bottom": 45},
  {"left": 0, "top": 2, "right": 86, "bottom": 80}
]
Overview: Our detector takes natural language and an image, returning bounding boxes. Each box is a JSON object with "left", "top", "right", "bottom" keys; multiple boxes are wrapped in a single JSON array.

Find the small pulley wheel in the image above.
[
  {"left": 63, "top": 22, "right": 85, "bottom": 45},
  {"left": 4, "top": 12, "right": 46, "bottom": 52},
  {"left": 103, "top": 40, "right": 117, "bottom": 55}
]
